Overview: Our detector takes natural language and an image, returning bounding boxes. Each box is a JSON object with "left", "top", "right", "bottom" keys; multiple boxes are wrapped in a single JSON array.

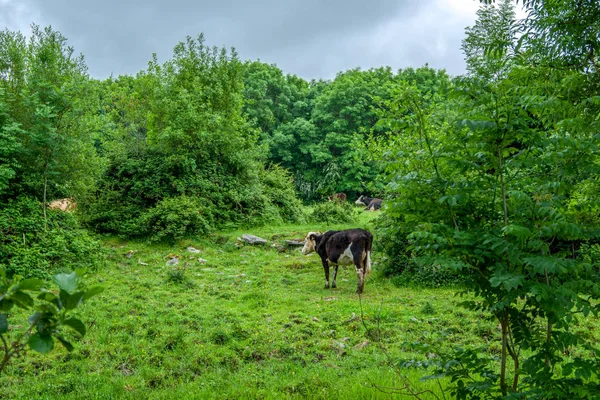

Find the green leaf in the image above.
[
  {"left": 38, "top": 291, "right": 58, "bottom": 303},
  {"left": 82, "top": 286, "right": 104, "bottom": 302},
  {"left": 489, "top": 273, "right": 525, "bottom": 292},
  {"left": 16, "top": 278, "right": 44, "bottom": 292},
  {"left": 62, "top": 318, "right": 86, "bottom": 336},
  {"left": 59, "top": 291, "right": 84, "bottom": 311},
  {"left": 503, "top": 224, "right": 533, "bottom": 240},
  {"left": 0, "top": 314, "right": 8, "bottom": 333},
  {"left": 28, "top": 333, "right": 54, "bottom": 354},
  {"left": 53, "top": 272, "right": 79, "bottom": 294},
  {"left": 524, "top": 256, "right": 570, "bottom": 275},
  {"left": 54, "top": 335, "right": 74, "bottom": 352},
  {"left": 11, "top": 291, "right": 33, "bottom": 309}
]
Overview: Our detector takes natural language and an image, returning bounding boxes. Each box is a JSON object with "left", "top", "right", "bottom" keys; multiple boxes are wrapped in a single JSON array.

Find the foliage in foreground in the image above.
[{"left": 0, "top": 269, "right": 103, "bottom": 375}]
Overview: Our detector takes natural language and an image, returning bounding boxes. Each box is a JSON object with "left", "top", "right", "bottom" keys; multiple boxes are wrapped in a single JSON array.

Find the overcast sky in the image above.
[{"left": 1, "top": 0, "right": 488, "bottom": 80}]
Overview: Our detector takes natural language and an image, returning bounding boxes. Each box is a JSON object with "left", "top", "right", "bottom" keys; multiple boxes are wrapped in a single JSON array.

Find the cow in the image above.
[
  {"left": 355, "top": 195, "right": 383, "bottom": 211},
  {"left": 328, "top": 192, "right": 347, "bottom": 203},
  {"left": 301, "top": 228, "right": 373, "bottom": 294}
]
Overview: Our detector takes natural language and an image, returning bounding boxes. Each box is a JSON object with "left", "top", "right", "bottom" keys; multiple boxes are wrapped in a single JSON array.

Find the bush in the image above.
[
  {"left": 376, "top": 214, "right": 464, "bottom": 287},
  {"left": 139, "top": 196, "right": 213, "bottom": 243},
  {"left": 258, "top": 164, "right": 304, "bottom": 223},
  {"left": 374, "top": 216, "right": 412, "bottom": 276},
  {"left": 390, "top": 258, "right": 465, "bottom": 288},
  {"left": 309, "top": 201, "right": 357, "bottom": 224},
  {"left": 0, "top": 197, "right": 104, "bottom": 278},
  {"left": 82, "top": 153, "right": 305, "bottom": 237}
]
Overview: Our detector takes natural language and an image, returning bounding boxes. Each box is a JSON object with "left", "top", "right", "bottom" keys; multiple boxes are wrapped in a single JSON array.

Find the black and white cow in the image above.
[
  {"left": 355, "top": 195, "right": 383, "bottom": 211},
  {"left": 301, "top": 229, "right": 373, "bottom": 294}
]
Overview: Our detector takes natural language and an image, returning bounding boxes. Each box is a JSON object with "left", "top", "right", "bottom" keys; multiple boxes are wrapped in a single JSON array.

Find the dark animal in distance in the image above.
[
  {"left": 301, "top": 229, "right": 373, "bottom": 294},
  {"left": 355, "top": 195, "right": 383, "bottom": 211},
  {"left": 328, "top": 193, "right": 347, "bottom": 203}
]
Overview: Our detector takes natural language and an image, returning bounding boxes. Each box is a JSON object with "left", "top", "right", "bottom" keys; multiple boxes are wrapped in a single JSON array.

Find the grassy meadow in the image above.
[{"left": 2, "top": 210, "right": 597, "bottom": 399}]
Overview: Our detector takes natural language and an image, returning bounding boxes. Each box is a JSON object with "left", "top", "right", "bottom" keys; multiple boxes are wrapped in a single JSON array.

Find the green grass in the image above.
[{"left": 2, "top": 210, "right": 598, "bottom": 398}]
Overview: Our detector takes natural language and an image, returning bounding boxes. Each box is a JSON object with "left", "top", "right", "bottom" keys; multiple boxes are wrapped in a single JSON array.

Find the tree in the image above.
[
  {"left": 462, "top": 0, "right": 519, "bottom": 81},
  {"left": 0, "top": 25, "right": 101, "bottom": 208},
  {"left": 83, "top": 35, "right": 304, "bottom": 238},
  {"left": 376, "top": 2, "right": 600, "bottom": 397},
  {"left": 0, "top": 88, "right": 20, "bottom": 195}
]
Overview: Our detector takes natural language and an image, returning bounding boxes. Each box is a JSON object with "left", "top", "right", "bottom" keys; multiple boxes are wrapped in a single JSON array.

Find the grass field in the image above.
[{"left": 2, "top": 211, "right": 596, "bottom": 399}]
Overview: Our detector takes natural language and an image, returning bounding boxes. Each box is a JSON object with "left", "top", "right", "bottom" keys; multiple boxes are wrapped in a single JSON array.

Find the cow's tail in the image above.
[{"left": 365, "top": 235, "right": 372, "bottom": 276}]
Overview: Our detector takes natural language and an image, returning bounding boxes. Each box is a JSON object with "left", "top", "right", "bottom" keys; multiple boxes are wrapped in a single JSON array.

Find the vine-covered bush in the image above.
[
  {"left": 309, "top": 201, "right": 357, "bottom": 224},
  {"left": 0, "top": 197, "right": 104, "bottom": 278},
  {"left": 139, "top": 195, "right": 213, "bottom": 243},
  {"left": 258, "top": 164, "right": 304, "bottom": 223},
  {"left": 81, "top": 153, "right": 305, "bottom": 240}
]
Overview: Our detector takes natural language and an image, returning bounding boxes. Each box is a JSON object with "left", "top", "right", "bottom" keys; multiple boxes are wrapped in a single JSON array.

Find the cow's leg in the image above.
[
  {"left": 331, "top": 265, "right": 339, "bottom": 288},
  {"left": 354, "top": 253, "right": 365, "bottom": 294},
  {"left": 322, "top": 260, "right": 330, "bottom": 289},
  {"left": 355, "top": 267, "right": 364, "bottom": 293}
]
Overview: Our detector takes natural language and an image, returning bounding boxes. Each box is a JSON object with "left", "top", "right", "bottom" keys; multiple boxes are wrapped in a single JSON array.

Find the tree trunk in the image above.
[{"left": 500, "top": 313, "right": 509, "bottom": 396}]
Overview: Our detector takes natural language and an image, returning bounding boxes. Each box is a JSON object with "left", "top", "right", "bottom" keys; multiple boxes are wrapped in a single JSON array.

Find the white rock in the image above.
[{"left": 166, "top": 257, "right": 179, "bottom": 266}]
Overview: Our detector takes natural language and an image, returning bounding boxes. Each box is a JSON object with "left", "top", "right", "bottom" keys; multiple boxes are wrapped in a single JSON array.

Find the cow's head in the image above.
[
  {"left": 301, "top": 232, "right": 318, "bottom": 255},
  {"left": 355, "top": 195, "right": 366, "bottom": 206}
]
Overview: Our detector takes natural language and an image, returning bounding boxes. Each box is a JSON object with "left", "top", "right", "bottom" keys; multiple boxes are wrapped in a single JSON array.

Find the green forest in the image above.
[{"left": 1, "top": 0, "right": 600, "bottom": 398}]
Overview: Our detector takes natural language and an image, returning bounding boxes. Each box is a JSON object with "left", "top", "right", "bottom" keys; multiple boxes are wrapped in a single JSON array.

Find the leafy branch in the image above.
[{"left": 0, "top": 269, "right": 103, "bottom": 375}]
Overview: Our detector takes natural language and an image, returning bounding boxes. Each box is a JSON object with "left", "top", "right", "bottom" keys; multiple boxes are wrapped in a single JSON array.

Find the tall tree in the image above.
[
  {"left": 462, "top": 0, "right": 518, "bottom": 81},
  {"left": 376, "top": 1, "right": 600, "bottom": 397},
  {"left": 0, "top": 25, "right": 101, "bottom": 209}
]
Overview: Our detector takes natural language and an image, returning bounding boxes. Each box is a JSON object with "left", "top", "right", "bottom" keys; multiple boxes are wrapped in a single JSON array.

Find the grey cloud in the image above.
[{"left": 5, "top": 0, "right": 476, "bottom": 80}]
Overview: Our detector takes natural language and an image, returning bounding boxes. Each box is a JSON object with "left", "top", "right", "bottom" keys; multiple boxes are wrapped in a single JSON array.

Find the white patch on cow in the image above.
[
  {"left": 365, "top": 251, "right": 372, "bottom": 275},
  {"left": 301, "top": 232, "right": 318, "bottom": 255},
  {"left": 355, "top": 196, "right": 366, "bottom": 206},
  {"left": 335, "top": 244, "right": 355, "bottom": 266}
]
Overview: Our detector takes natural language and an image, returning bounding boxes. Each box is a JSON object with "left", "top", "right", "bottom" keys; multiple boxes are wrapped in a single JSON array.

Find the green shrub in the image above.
[
  {"left": 0, "top": 197, "right": 104, "bottom": 278},
  {"left": 374, "top": 216, "right": 412, "bottom": 276},
  {"left": 309, "top": 201, "right": 357, "bottom": 224},
  {"left": 166, "top": 268, "right": 192, "bottom": 287},
  {"left": 390, "top": 258, "right": 464, "bottom": 288},
  {"left": 82, "top": 153, "right": 305, "bottom": 237},
  {"left": 140, "top": 196, "right": 213, "bottom": 243},
  {"left": 377, "top": 216, "right": 464, "bottom": 287},
  {"left": 258, "top": 164, "right": 304, "bottom": 223}
]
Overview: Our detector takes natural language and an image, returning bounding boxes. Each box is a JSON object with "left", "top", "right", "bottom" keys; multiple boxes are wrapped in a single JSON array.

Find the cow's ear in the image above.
[{"left": 309, "top": 234, "right": 316, "bottom": 240}]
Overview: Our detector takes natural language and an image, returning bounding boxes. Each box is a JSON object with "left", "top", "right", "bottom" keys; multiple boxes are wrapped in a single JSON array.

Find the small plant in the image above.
[
  {"left": 0, "top": 269, "right": 103, "bottom": 375},
  {"left": 420, "top": 302, "right": 436, "bottom": 315},
  {"left": 167, "top": 269, "right": 187, "bottom": 285}
]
